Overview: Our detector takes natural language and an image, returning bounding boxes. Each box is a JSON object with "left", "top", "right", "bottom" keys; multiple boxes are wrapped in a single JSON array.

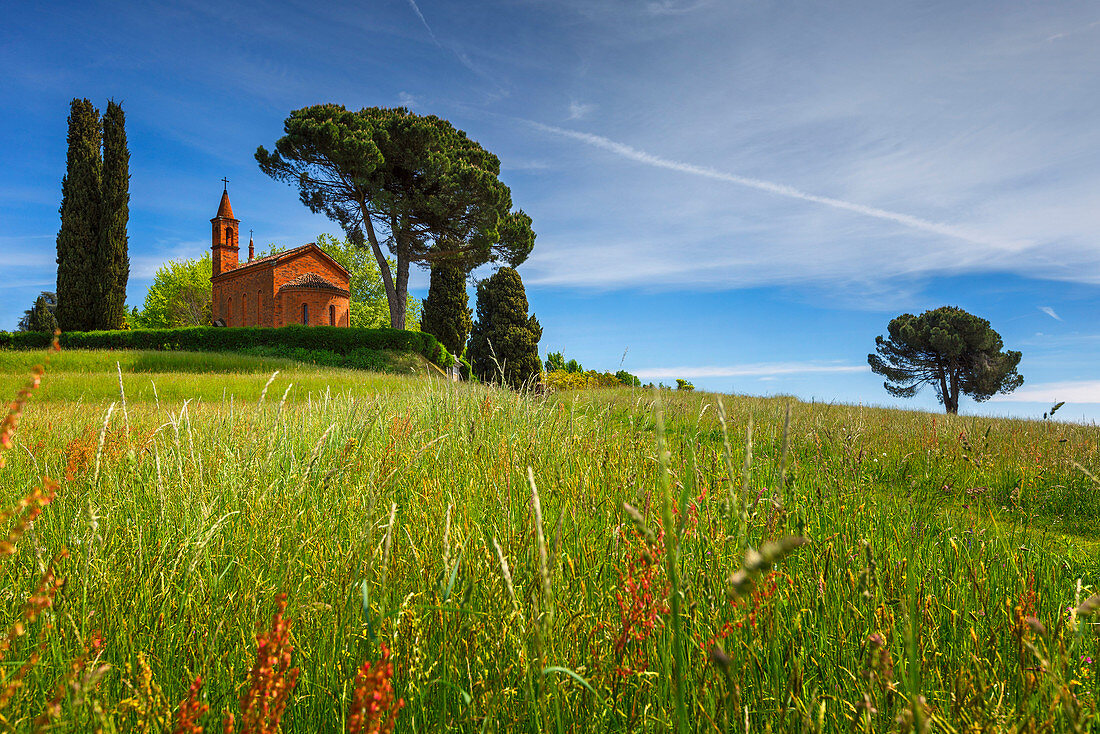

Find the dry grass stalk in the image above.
[
  {"left": 492, "top": 538, "right": 520, "bottom": 617},
  {"left": 527, "top": 467, "right": 554, "bottom": 625}
]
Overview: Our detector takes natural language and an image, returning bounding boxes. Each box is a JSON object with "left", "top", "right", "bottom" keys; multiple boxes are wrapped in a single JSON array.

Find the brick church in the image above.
[{"left": 210, "top": 188, "right": 351, "bottom": 328}]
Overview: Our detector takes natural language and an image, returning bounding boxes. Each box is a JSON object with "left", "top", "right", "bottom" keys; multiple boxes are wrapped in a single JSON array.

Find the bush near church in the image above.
[{"left": 0, "top": 325, "right": 452, "bottom": 371}]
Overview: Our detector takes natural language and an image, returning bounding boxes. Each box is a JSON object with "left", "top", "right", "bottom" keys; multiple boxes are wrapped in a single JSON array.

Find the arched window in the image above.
[
  {"left": 329, "top": 304, "right": 336, "bottom": 326},
  {"left": 225, "top": 227, "right": 233, "bottom": 246},
  {"left": 302, "top": 303, "right": 309, "bottom": 325},
  {"left": 227, "top": 296, "right": 233, "bottom": 325}
]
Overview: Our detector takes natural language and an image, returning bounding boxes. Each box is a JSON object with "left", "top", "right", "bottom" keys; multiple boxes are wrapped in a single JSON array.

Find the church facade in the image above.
[{"left": 210, "top": 189, "right": 351, "bottom": 328}]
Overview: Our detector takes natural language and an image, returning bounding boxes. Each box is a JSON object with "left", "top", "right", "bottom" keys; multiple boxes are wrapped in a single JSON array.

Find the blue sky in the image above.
[{"left": 2, "top": 0, "right": 1099, "bottom": 420}]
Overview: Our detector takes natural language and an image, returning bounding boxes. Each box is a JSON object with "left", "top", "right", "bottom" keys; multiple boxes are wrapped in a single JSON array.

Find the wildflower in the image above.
[
  {"left": 346, "top": 644, "right": 404, "bottom": 734},
  {"left": 172, "top": 676, "right": 209, "bottom": 734},
  {"left": 233, "top": 594, "right": 299, "bottom": 734}
]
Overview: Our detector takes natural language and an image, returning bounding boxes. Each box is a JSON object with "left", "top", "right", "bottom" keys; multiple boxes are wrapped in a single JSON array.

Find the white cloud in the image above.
[
  {"left": 989, "top": 379, "right": 1100, "bottom": 404},
  {"left": 567, "top": 101, "right": 595, "bottom": 120},
  {"left": 634, "top": 362, "right": 867, "bottom": 379},
  {"left": 1038, "top": 306, "right": 1062, "bottom": 321},
  {"left": 398, "top": 91, "right": 421, "bottom": 109}
]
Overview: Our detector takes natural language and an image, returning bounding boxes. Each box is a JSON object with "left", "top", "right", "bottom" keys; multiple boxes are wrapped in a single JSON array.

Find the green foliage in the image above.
[
  {"left": 615, "top": 369, "right": 641, "bottom": 387},
  {"left": 256, "top": 105, "right": 535, "bottom": 329},
  {"left": 27, "top": 296, "right": 59, "bottom": 334},
  {"left": 565, "top": 358, "right": 583, "bottom": 374},
  {"left": 0, "top": 325, "right": 451, "bottom": 370},
  {"left": 544, "top": 351, "right": 565, "bottom": 373},
  {"left": 468, "top": 267, "right": 542, "bottom": 387},
  {"left": 17, "top": 292, "right": 58, "bottom": 333},
  {"left": 675, "top": 378, "right": 694, "bottom": 391},
  {"left": 868, "top": 306, "right": 1023, "bottom": 414},
  {"left": 420, "top": 262, "right": 472, "bottom": 356},
  {"left": 544, "top": 369, "right": 622, "bottom": 391},
  {"left": 54, "top": 98, "right": 130, "bottom": 332},
  {"left": 55, "top": 98, "right": 102, "bottom": 332},
  {"left": 98, "top": 99, "right": 129, "bottom": 330},
  {"left": 134, "top": 254, "right": 212, "bottom": 329}
]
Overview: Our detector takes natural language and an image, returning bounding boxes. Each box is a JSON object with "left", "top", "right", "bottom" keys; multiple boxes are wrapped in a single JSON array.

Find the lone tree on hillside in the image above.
[
  {"left": 468, "top": 267, "right": 542, "bottom": 388},
  {"left": 421, "top": 262, "right": 472, "bottom": 356},
  {"left": 256, "top": 105, "right": 535, "bottom": 330},
  {"left": 868, "top": 306, "right": 1023, "bottom": 414},
  {"left": 99, "top": 100, "right": 130, "bottom": 330},
  {"left": 55, "top": 98, "right": 102, "bottom": 332}
]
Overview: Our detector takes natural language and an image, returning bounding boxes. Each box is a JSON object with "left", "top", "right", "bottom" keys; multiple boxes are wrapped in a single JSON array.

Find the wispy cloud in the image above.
[
  {"left": 528, "top": 121, "right": 1024, "bottom": 252},
  {"left": 990, "top": 379, "right": 1100, "bottom": 404},
  {"left": 567, "top": 101, "right": 595, "bottom": 120},
  {"left": 1038, "top": 306, "right": 1062, "bottom": 321},
  {"left": 645, "top": 0, "right": 711, "bottom": 16},
  {"left": 634, "top": 362, "right": 867, "bottom": 379}
]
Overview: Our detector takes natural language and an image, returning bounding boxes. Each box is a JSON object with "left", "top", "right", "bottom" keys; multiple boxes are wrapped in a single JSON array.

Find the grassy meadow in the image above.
[{"left": 1, "top": 348, "right": 1099, "bottom": 731}]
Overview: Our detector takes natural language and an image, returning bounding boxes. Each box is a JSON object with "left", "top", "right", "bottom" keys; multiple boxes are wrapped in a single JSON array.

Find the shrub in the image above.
[
  {"left": 0, "top": 326, "right": 452, "bottom": 370},
  {"left": 544, "top": 369, "right": 622, "bottom": 391}
]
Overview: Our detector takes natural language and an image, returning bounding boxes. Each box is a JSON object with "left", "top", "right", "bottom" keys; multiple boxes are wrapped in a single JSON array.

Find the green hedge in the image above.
[{"left": 0, "top": 326, "right": 453, "bottom": 370}]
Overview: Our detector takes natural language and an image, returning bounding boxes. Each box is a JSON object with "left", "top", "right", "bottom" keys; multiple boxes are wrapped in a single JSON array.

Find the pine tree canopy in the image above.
[
  {"left": 468, "top": 267, "right": 542, "bottom": 388},
  {"left": 55, "top": 98, "right": 102, "bottom": 332},
  {"left": 867, "top": 306, "right": 1023, "bottom": 414},
  {"left": 256, "top": 105, "right": 535, "bottom": 330},
  {"left": 420, "top": 262, "right": 472, "bottom": 356}
]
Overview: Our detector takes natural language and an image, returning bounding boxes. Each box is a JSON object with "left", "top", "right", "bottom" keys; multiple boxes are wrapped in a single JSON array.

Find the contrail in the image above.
[
  {"left": 406, "top": 0, "right": 440, "bottom": 45},
  {"left": 404, "top": 0, "right": 494, "bottom": 83},
  {"left": 529, "top": 121, "right": 1022, "bottom": 250}
]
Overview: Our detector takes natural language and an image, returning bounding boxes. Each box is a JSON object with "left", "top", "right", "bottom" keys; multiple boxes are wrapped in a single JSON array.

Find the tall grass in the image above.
[{"left": 0, "top": 350, "right": 1097, "bottom": 730}]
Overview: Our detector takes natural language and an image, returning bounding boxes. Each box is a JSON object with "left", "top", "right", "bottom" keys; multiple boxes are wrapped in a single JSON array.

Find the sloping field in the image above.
[{"left": 1, "top": 350, "right": 1098, "bottom": 731}]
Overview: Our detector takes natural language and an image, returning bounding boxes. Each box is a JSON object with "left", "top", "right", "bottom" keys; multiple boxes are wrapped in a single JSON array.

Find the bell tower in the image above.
[{"left": 211, "top": 182, "right": 240, "bottom": 276}]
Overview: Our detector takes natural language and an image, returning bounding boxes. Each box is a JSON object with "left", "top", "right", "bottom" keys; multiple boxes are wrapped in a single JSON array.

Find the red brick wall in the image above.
[
  {"left": 210, "top": 245, "right": 351, "bottom": 328},
  {"left": 213, "top": 264, "right": 275, "bottom": 326},
  {"left": 276, "top": 289, "right": 350, "bottom": 327}
]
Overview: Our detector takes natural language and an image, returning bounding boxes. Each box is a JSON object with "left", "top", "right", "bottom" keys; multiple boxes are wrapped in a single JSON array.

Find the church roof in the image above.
[
  {"left": 278, "top": 273, "right": 350, "bottom": 296},
  {"left": 215, "top": 190, "right": 235, "bottom": 219}
]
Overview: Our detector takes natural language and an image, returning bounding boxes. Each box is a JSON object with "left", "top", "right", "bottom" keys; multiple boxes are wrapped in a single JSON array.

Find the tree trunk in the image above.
[
  {"left": 359, "top": 208, "right": 400, "bottom": 327},
  {"left": 393, "top": 256, "right": 409, "bottom": 331}
]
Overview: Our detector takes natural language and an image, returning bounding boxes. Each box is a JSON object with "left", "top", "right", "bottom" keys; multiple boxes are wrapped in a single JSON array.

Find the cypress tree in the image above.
[
  {"left": 421, "top": 262, "right": 472, "bottom": 357},
  {"left": 99, "top": 100, "right": 130, "bottom": 330},
  {"left": 28, "top": 295, "right": 59, "bottom": 334},
  {"left": 467, "top": 267, "right": 542, "bottom": 388},
  {"left": 55, "top": 98, "right": 102, "bottom": 332}
]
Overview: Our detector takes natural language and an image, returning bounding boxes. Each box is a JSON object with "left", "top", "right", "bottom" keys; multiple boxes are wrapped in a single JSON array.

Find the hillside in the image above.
[{"left": 0, "top": 349, "right": 1098, "bottom": 730}]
